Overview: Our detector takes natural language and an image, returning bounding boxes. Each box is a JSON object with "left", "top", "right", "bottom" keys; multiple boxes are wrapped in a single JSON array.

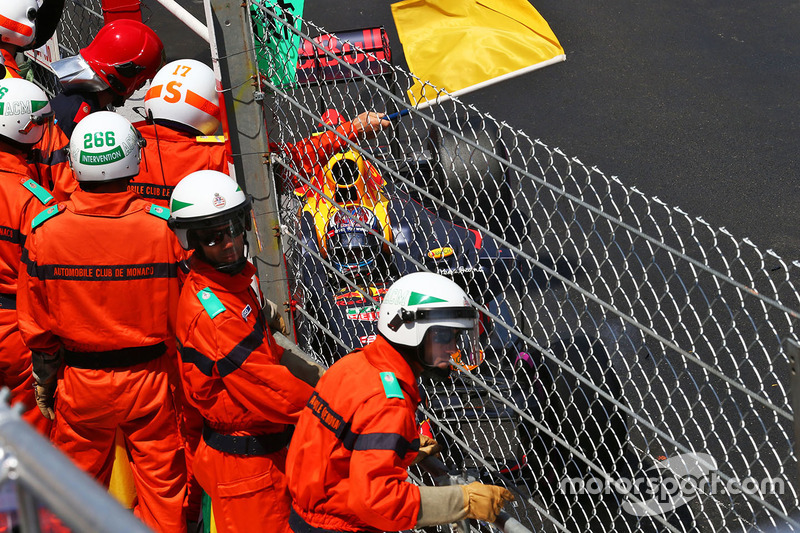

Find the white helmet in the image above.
[
  {"left": 145, "top": 59, "right": 220, "bottom": 135},
  {"left": 0, "top": 0, "right": 37, "bottom": 48},
  {"left": 168, "top": 170, "right": 251, "bottom": 250},
  {"left": 378, "top": 272, "right": 481, "bottom": 373},
  {"left": 0, "top": 78, "right": 52, "bottom": 145},
  {"left": 68, "top": 111, "right": 143, "bottom": 182}
]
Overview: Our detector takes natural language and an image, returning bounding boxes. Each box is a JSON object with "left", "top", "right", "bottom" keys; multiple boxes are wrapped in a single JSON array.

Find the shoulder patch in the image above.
[
  {"left": 73, "top": 103, "right": 91, "bottom": 124},
  {"left": 31, "top": 205, "right": 63, "bottom": 230},
  {"left": 147, "top": 203, "right": 170, "bottom": 221},
  {"left": 379, "top": 372, "right": 404, "bottom": 400},
  {"left": 20, "top": 179, "right": 53, "bottom": 206},
  {"left": 196, "top": 287, "right": 226, "bottom": 319}
]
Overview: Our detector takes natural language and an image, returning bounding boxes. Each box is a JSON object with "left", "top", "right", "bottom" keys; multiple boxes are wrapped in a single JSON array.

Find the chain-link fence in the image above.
[
  {"left": 252, "top": 4, "right": 800, "bottom": 532},
  {"left": 33, "top": 2, "right": 800, "bottom": 532}
]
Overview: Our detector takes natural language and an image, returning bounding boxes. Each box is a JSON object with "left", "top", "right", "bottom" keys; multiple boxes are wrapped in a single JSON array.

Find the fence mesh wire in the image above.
[
  {"left": 36, "top": 2, "right": 800, "bottom": 532},
  {"left": 254, "top": 5, "right": 800, "bottom": 532},
  {"left": 26, "top": 0, "right": 103, "bottom": 95}
]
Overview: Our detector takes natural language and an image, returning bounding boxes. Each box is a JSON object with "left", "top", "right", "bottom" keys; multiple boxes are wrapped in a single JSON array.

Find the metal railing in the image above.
[{"left": 0, "top": 390, "right": 150, "bottom": 532}]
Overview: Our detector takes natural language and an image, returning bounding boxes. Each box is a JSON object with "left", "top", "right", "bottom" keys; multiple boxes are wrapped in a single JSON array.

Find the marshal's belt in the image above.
[
  {"left": 0, "top": 293, "right": 15, "bottom": 310},
  {"left": 63, "top": 341, "right": 166, "bottom": 369},
  {"left": 202, "top": 424, "right": 293, "bottom": 456}
]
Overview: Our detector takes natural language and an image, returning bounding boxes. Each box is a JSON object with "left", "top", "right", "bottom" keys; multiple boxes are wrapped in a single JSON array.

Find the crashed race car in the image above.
[{"left": 293, "top": 145, "right": 519, "bottom": 362}]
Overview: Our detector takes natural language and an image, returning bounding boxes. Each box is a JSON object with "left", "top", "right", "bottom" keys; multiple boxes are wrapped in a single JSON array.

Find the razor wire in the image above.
[{"left": 253, "top": 4, "right": 800, "bottom": 533}]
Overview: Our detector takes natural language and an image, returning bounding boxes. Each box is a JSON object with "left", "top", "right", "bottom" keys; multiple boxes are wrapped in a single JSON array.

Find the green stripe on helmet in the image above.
[
  {"left": 80, "top": 146, "right": 125, "bottom": 165},
  {"left": 408, "top": 292, "right": 447, "bottom": 306},
  {"left": 171, "top": 199, "right": 194, "bottom": 212}
]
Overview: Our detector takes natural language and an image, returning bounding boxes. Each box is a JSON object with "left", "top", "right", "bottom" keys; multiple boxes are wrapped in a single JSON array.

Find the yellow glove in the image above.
[
  {"left": 460, "top": 482, "right": 514, "bottom": 522},
  {"left": 411, "top": 434, "right": 442, "bottom": 465}
]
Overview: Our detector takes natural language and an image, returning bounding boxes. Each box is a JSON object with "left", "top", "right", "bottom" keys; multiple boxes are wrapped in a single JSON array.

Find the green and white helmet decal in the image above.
[
  {"left": 382, "top": 287, "right": 448, "bottom": 307},
  {"left": 378, "top": 271, "right": 477, "bottom": 348},
  {"left": 0, "top": 78, "right": 52, "bottom": 145},
  {"left": 69, "top": 111, "right": 142, "bottom": 182},
  {"left": 168, "top": 170, "right": 250, "bottom": 250}
]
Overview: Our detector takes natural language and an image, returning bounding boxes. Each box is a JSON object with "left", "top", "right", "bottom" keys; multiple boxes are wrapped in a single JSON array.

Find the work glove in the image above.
[
  {"left": 274, "top": 333, "right": 326, "bottom": 387},
  {"left": 411, "top": 434, "right": 442, "bottom": 466},
  {"left": 460, "top": 482, "right": 515, "bottom": 522},
  {"left": 33, "top": 381, "right": 56, "bottom": 420},
  {"left": 263, "top": 298, "right": 288, "bottom": 335},
  {"left": 417, "top": 485, "right": 467, "bottom": 527},
  {"left": 32, "top": 350, "right": 63, "bottom": 421}
]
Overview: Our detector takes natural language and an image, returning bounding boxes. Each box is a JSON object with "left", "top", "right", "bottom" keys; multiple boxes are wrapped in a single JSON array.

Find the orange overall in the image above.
[
  {"left": 0, "top": 150, "right": 53, "bottom": 435},
  {"left": 131, "top": 122, "right": 231, "bottom": 207},
  {"left": 130, "top": 120, "right": 231, "bottom": 519},
  {"left": 286, "top": 335, "right": 423, "bottom": 532},
  {"left": 1, "top": 49, "right": 21, "bottom": 79},
  {"left": 176, "top": 258, "right": 313, "bottom": 533},
  {"left": 17, "top": 189, "right": 187, "bottom": 533}
]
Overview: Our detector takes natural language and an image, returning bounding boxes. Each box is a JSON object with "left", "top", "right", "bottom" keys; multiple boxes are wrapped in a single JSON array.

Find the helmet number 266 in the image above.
[{"left": 84, "top": 131, "right": 116, "bottom": 149}]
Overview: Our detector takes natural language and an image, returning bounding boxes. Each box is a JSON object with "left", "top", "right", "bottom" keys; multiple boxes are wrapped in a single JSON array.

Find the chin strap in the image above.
[{"left": 421, "top": 365, "right": 451, "bottom": 382}]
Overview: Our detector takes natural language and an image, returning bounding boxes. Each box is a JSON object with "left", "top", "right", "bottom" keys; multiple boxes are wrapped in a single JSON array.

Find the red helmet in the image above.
[{"left": 80, "top": 19, "right": 165, "bottom": 99}]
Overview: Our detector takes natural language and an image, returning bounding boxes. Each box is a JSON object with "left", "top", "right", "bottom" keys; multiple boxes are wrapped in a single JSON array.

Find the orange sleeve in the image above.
[
  {"left": 346, "top": 396, "right": 422, "bottom": 531},
  {"left": 31, "top": 125, "right": 78, "bottom": 202},
  {"left": 276, "top": 121, "right": 359, "bottom": 187},
  {"left": 181, "top": 310, "right": 313, "bottom": 424},
  {"left": 17, "top": 230, "right": 61, "bottom": 356}
]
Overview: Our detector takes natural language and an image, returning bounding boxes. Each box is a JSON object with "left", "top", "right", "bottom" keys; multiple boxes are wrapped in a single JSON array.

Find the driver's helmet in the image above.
[
  {"left": 0, "top": 0, "right": 37, "bottom": 48},
  {"left": 378, "top": 271, "right": 482, "bottom": 371},
  {"left": 68, "top": 111, "right": 143, "bottom": 182},
  {"left": 52, "top": 20, "right": 164, "bottom": 99},
  {"left": 168, "top": 170, "right": 251, "bottom": 250},
  {"left": 0, "top": 78, "right": 53, "bottom": 145},
  {"left": 145, "top": 59, "right": 220, "bottom": 135},
  {"left": 324, "top": 205, "right": 383, "bottom": 276}
]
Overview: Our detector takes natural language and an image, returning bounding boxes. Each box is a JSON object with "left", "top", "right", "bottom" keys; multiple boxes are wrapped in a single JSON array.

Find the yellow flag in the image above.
[{"left": 391, "top": 0, "right": 565, "bottom": 106}]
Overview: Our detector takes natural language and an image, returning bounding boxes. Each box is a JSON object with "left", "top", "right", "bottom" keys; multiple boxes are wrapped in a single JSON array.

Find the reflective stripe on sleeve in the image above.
[
  {"left": 217, "top": 324, "right": 265, "bottom": 378},
  {"left": 0, "top": 225, "right": 20, "bottom": 244},
  {"left": 306, "top": 391, "right": 415, "bottom": 456},
  {"left": 178, "top": 344, "right": 215, "bottom": 377}
]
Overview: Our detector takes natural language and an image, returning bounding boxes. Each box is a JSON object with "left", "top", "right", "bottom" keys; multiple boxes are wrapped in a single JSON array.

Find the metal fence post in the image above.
[{"left": 203, "top": 0, "right": 294, "bottom": 338}]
